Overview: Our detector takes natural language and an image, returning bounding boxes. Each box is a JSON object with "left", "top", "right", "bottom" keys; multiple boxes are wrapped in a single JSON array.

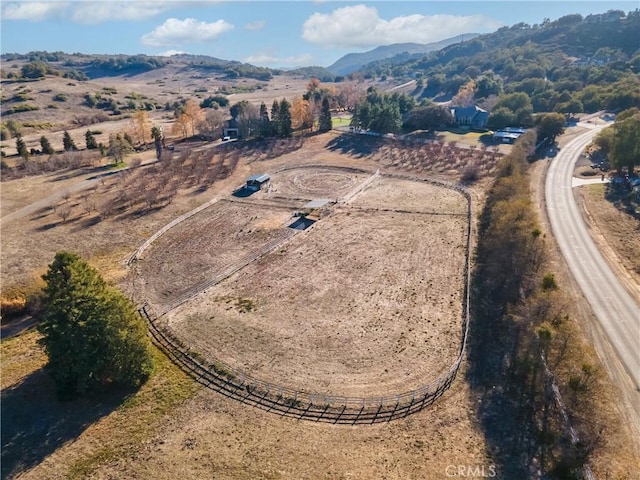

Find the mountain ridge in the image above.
[{"left": 326, "top": 34, "right": 480, "bottom": 76}]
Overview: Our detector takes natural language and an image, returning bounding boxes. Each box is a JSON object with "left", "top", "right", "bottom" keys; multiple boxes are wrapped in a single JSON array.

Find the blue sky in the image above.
[{"left": 1, "top": 1, "right": 637, "bottom": 68}]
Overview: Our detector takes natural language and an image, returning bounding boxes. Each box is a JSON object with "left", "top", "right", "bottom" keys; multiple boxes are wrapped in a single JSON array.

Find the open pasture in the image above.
[{"left": 135, "top": 171, "right": 469, "bottom": 399}]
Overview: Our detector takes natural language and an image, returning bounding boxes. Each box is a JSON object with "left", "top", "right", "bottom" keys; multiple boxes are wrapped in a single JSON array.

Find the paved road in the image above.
[{"left": 545, "top": 125, "right": 640, "bottom": 390}]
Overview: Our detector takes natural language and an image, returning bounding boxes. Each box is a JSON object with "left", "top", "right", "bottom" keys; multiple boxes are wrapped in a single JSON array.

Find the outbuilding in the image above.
[{"left": 246, "top": 174, "right": 271, "bottom": 191}]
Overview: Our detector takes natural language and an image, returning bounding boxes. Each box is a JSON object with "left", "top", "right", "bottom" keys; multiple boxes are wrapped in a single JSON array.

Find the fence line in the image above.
[
  {"left": 340, "top": 169, "right": 380, "bottom": 204},
  {"left": 127, "top": 197, "right": 222, "bottom": 265},
  {"left": 132, "top": 169, "right": 473, "bottom": 423}
]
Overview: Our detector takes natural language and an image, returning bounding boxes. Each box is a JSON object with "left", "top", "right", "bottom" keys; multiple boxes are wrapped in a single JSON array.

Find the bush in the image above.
[
  {"left": 461, "top": 164, "right": 480, "bottom": 184},
  {"left": 542, "top": 273, "right": 558, "bottom": 291},
  {"left": 52, "top": 93, "right": 67, "bottom": 102},
  {"left": 5, "top": 103, "right": 40, "bottom": 115}
]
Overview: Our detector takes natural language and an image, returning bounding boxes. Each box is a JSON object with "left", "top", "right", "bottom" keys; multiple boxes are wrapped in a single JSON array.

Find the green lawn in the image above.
[
  {"left": 331, "top": 116, "right": 352, "bottom": 128},
  {"left": 439, "top": 129, "right": 484, "bottom": 146}
]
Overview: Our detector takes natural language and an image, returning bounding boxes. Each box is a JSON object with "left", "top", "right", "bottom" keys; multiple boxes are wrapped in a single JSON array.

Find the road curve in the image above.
[{"left": 545, "top": 125, "right": 640, "bottom": 389}]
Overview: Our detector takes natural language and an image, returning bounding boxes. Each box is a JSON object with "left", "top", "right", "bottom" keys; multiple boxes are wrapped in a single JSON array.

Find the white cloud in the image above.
[
  {"left": 244, "top": 20, "right": 265, "bottom": 31},
  {"left": 141, "top": 17, "right": 234, "bottom": 48},
  {"left": 70, "top": 2, "right": 181, "bottom": 24},
  {"left": 1, "top": 1, "right": 220, "bottom": 24},
  {"left": 244, "top": 51, "right": 314, "bottom": 68},
  {"left": 1, "top": 1, "right": 70, "bottom": 21},
  {"left": 302, "top": 4, "right": 503, "bottom": 48}
]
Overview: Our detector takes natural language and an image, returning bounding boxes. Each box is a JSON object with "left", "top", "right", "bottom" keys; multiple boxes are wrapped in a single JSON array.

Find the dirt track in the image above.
[{"left": 135, "top": 171, "right": 469, "bottom": 398}]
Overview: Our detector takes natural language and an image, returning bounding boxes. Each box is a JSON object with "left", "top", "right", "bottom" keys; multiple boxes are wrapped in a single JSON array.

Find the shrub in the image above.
[
  {"left": 52, "top": 93, "right": 67, "bottom": 102},
  {"left": 542, "top": 273, "right": 558, "bottom": 291},
  {"left": 5, "top": 103, "right": 40, "bottom": 114}
]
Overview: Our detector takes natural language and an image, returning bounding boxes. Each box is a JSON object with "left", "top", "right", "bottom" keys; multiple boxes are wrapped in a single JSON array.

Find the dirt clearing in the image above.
[{"left": 135, "top": 172, "right": 469, "bottom": 398}]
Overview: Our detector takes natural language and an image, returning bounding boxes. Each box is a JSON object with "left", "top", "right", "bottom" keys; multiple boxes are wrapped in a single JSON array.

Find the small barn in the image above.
[{"left": 246, "top": 174, "right": 271, "bottom": 191}]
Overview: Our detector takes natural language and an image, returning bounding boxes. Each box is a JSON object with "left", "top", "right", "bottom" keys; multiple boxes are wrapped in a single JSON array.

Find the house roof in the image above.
[
  {"left": 247, "top": 174, "right": 270, "bottom": 183},
  {"left": 452, "top": 105, "right": 487, "bottom": 117},
  {"left": 450, "top": 105, "right": 489, "bottom": 125}
]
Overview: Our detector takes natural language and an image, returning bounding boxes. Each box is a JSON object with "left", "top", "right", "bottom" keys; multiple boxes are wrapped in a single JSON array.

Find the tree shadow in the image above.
[
  {"left": 465, "top": 299, "right": 534, "bottom": 479},
  {"left": 1, "top": 367, "right": 134, "bottom": 479},
  {"left": 604, "top": 181, "right": 640, "bottom": 220},
  {"left": 325, "top": 133, "right": 387, "bottom": 158},
  {"left": 71, "top": 215, "right": 103, "bottom": 231},
  {"left": 34, "top": 221, "right": 59, "bottom": 231},
  {"left": 464, "top": 206, "right": 537, "bottom": 477}
]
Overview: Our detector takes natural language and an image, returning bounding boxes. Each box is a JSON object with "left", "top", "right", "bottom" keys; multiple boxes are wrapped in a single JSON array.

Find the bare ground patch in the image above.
[{"left": 136, "top": 173, "right": 468, "bottom": 398}]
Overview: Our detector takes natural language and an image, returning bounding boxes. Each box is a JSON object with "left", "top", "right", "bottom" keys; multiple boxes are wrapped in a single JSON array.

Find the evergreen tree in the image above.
[
  {"left": 40, "top": 135, "right": 55, "bottom": 155},
  {"left": 609, "top": 111, "right": 640, "bottom": 174},
  {"left": 270, "top": 100, "right": 280, "bottom": 137},
  {"left": 534, "top": 113, "right": 565, "bottom": 143},
  {"left": 151, "top": 125, "right": 163, "bottom": 160},
  {"left": 278, "top": 98, "right": 292, "bottom": 138},
  {"left": 38, "top": 252, "right": 154, "bottom": 398},
  {"left": 15, "top": 134, "right": 29, "bottom": 161},
  {"left": 318, "top": 96, "right": 333, "bottom": 132},
  {"left": 62, "top": 130, "right": 77, "bottom": 151},
  {"left": 350, "top": 88, "right": 404, "bottom": 134},
  {"left": 85, "top": 130, "right": 98, "bottom": 150},
  {"left": 259, "top": 102, "right": 272, "bottom": 138}
]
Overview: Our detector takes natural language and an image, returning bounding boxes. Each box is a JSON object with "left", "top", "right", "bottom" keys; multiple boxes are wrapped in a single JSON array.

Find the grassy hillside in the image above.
[{"left": 361, "top": 10, "right": 640, "bottom": 113}]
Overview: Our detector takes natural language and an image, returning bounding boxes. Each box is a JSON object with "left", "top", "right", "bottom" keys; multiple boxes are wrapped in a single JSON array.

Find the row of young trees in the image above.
[{"left": 12, "top": 108, "right": 159, "bottom": 164}]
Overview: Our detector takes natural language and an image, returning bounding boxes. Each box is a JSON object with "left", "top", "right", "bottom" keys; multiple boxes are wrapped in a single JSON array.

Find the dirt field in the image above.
[{"left": 133, "top": 171, "right": 468, "bottom": 398}]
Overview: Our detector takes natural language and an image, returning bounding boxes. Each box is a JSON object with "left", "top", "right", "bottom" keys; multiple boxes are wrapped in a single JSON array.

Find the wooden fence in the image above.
[{"left": 134, "top": 170, "right": 472, "bottom": 423}]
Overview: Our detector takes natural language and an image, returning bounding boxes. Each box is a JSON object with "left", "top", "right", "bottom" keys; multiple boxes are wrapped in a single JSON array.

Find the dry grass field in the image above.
[
  {"left": 3, "top": 63, "right": 639, "bottom": 477},
  {"left": 1, "top": 126, "right": 494, "bottom": 479},
  {"left": 134, "top": 172, "right": 468, "bottom": 398}
]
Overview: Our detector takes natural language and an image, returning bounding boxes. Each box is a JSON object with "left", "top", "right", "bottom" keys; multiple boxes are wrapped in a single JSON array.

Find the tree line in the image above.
[{"left": 469, "top": 130, "right": 610, "bottom": 477}]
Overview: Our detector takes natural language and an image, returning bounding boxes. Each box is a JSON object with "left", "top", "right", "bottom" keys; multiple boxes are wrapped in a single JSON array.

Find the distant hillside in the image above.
[
  {"left": 361, "top": 9, "right": 640, "bottom": 113},
  {"left": 0, "top": 51, "right": 280, "bottom": 81},
  {"left": 286, "top": 66, "right": 336, "bottom": 82},
  {"left": 327, "top": 34, "right": 478, "bottom": 76}
]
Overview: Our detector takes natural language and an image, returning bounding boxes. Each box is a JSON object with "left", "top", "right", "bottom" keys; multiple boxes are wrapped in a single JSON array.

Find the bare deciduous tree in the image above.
[{"left": 57, "top": 204, "right": 72, "bottom": 223}]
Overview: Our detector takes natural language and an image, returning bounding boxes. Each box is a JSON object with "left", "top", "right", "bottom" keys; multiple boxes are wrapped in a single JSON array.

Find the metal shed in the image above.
[{"left": 246, "top": 174, "right": 271, "bottom": 191}]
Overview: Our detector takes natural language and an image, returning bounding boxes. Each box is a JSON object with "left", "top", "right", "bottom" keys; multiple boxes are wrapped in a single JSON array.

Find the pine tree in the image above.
[
  {"left": 278, "top": 98, "right": 292, "bottom": 138},
  {"left": 270, "top": 100, "right": 280, "bottom": 137},
  {"left": 319, "top": 96, "right": 333, "bottom": 132},
  {"left": 151, "top": 126, "right": 163, "bottom": 160},
  {"left": 259, "top": 102, "right": 272, "bottom": 138},
  {"left": 40, "top": 135, "right": 55, "bottom": 155},
  {"left": 85, "top": 130, "right": 98, "bottom": 150},
  {"left": 15, "top": 134, "right": 29, "bottom": 161},
  {"left": 38, "top": 252, "right": 154, "bottom": 398},
  {"left": 62, "top": 130, "right": 77, "bottom": 151}
]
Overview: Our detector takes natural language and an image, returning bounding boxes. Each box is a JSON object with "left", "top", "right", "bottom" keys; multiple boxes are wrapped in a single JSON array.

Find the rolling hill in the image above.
[{"left": 326, "top": 34, "right": 479, "bottom": 76}]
